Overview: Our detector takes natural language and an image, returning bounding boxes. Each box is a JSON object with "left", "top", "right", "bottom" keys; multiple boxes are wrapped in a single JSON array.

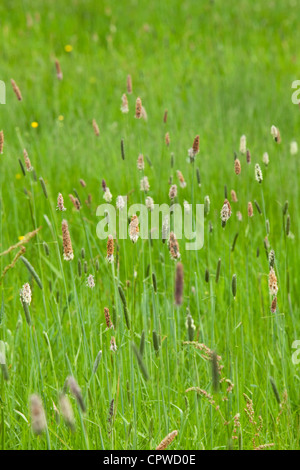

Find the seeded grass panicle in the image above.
[
  {"left": 62, "top": 219, "right": 74, "bottom": 261},
  {"left": 30, "top": 394, "right": 47, "bottom": 435},
  {"left": 11, "top": 78, "right": 22, "bottom": 101},
  {"left": 92, "top": 119, "right": 100, "bottom": 137},
  {"left": 169, "top": 232, "right": 180, "bottom": 260},
  {"left": 121, "top": 94, "right": 129, "bottom": 113},
  {"left": 129, "top": 215, "right": 139, "bottom": 243},
  {"left": 234, "top": 158, "right": 241, "bottom": 175},
  {"left": 135, "top": 97, "right": 142, "bottom": 118},
  {"left": 127, "top": 74, "right": 132, "bottom": 94},
  {"left": 57, "top": 192, "right": 67, "bottom": 211},
  {"left": 55, "top": 58, "right": 63, "bottom": 80},
  {"left": 23, "top": 149, "right": 33, "bottom": 172},
  {"left": 156, "top": 430, "right": 178, "bottom": 450},
  {"left": 66, "top": 376, "right": 86, "bottom": 413},
  {"left": 59, "top": 393, "right": 76, "bottom": 432},
  {"left": 174, "top": 262, "right": 183, "bottom": 305}
]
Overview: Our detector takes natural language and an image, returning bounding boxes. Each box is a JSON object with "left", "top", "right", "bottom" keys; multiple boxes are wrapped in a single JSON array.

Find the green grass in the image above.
[{"left": 0, "top": 0, "right": 300, "bottom": 450}]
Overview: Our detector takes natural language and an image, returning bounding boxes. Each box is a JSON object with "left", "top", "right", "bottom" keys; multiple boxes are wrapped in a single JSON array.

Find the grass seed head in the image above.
[
  {"left": 104, "top": 307, "right": 113, "bottom": 329},
  {"left": 55, "top": 59, "right": 63, "bottom": 80},
  {"left": 110, "top": 336, "right": 117, "bottom": 352},
  {"left": 220, "top": 199, "right": 231, "bottom": 227},
  {"left": 23, "top": 149, "right": 33, "bottom": 172},
  {"left": 169, "top": 232, "right": 180, "bottom": 260},
  {"left": 269, "top": 267, "right": 278, "bottom": 296},
  {"left": 177, "top": 170, "right": 186, "bottom": 188},
  {"left": 57, "top": 193, "right": 66, "bottom": 211},
  {"left": 231, "top": 190, "right": 238, "bottom": 202},
  {"left": 137, "top": 153, "right": 144, "bottom": 170},
  {"left": 163, "top": 109, "right": 168, "bottom": 123},
  {"left": 106, "top": 235, "right": 114, "bottom": 263},
  {"left": 129, "top": 215, "right": 139, "bottom": 243},
  {"left": 232, "top": 274, "right": 237, "bottom": 298},
  {"left": 86, "top": 274, "right": 95, "bottom": 288},
  {"left": 246, "top": 149, "right": 251, "bottom": 164},
  {"left": 262, "top": 152, "right": 269, "bottom": 166},
  {"left": 169, "top": 184, "right": 177, "bottom": 200},
  {"left": 30, "top": 394, "right": 47, "bottom": 435},
  {"left": 92, "top": 118, "right": 100, "bottom": 136},
  {"left": 271, "top": 296, "right": 277, "bottom": 313},
  {"left": 165, "top": 132, "right": 170, "bottom": 146},
  {"left": 248, "top": 201, "right": 254, "bottom": 217},
  {"left": 156, "top": 430, "right": 178, "bottom": 450},
  {"left": 59, "top": 393, "right": 75, "bottom": 432},
  {"left": 239, "top": 135, "right": 246, "bottom": 154},
  {"left": 20, "top": 282, "right": 32, "bottom": 305},
  {"left": 11, "top": 78, "right": 22, "bottom": 101},
  {"left": 234, "top": 158, "right": 241, "bottom": 175},
  {"left": 174, "top": 261, "right": 184, "bottom": 305},
  {"left": 127, "top": 74, "right": 132, "bottom": 94},
  {"left": 62, "top": 219, "right": 74, "bottom": 261},
  {"left": 255, "top": 163, "right": 263, "bottom": 183},
  {"left": 121, "top": 93, "right": 129, "bottom": 113},
  {"left": 67, "top": 376, "right": 86, "bottom": 412},
  {"left": 140, "top": 176, "right": 150, "bottom": 192},
  {"left": 271, "top": 125, "right": 281, "bottom": 143},
  {"left": 135, "top": 97, "right": 142, "bottom": 118}
]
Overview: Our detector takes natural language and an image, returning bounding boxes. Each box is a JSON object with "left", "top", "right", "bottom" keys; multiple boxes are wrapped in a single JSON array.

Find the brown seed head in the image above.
[
  {"left": 234, "top": 158, "right": 241, "bottom": 175},
  {"left": 231, "top": 190, "right": 238, "bottom": 202},
  {"left": 104, "top": 307, "right": 113, "bottom": 329},
  {"left": 193, "top": 135, "right": 200, "bottom": 154},
  {"left": 175, "top": 263, "right": 183, "bottom": 305},
  {"left": 55, "top": 59, "right": 63, "bottom": 80},
  {"left": 246, "top": 149, "right": 251, "bottom": 164},
  {"left": 269, "top": 267, "right": 278, "bottom": 296},
  {"left": 271, "top": 297, "right": 277, "bottom": 313},
  {"left": 23, "top": 149, "right": 33, "bottom": 171},
  {"left": 107, "top": 235, "right": 114, "bottom": 262},
  {"left": 156, "top": 430, "right": 178, "bottom": 450},
  {"left": 224, "top": 199, "right": 232, "bottom": 216},
  {"left": 62, "top": 219, "right": 74, "bottom": 261},
  {"left": 177, "top": 170, "right": 186, "bottom": 188},
  {"left": 248, "top": 201, "right": 254, "bottom": 217},
  {"left": 11, "top": 79, "right": 22, "bottom": 101},
  {"left": 137, "top": 153, "right": 144, "bottom": 170},
  {"left": 127, "top": 74, "right": 132, "bottom": 94},
  {"left": 165, "top": 132, "right": 170, "bottom": 146},
  {"left": 67, "top": 376, "right": 86, "bottom": 412},
  {"left": 135, "top": 97, "right": 142, "bottom": 119},
  {"left": 92, "top": 119, "right": 100, "bottom": 137},
  {"left": 163, "top": 109, "right": 168, "bottom": 123},
  {"left": 69, "top": 194, "right": 80, "bottom": 211},
  {"left": 57, "top": 193, "right": 66, "bottom": 211},
  {"left": 169, "top": 232, "right": 180, "bottom": 260}
]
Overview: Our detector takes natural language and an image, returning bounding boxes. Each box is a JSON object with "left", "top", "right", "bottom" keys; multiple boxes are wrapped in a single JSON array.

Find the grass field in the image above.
[{"left": 0, "top": 0, "right": 300, "bottom": 450}]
